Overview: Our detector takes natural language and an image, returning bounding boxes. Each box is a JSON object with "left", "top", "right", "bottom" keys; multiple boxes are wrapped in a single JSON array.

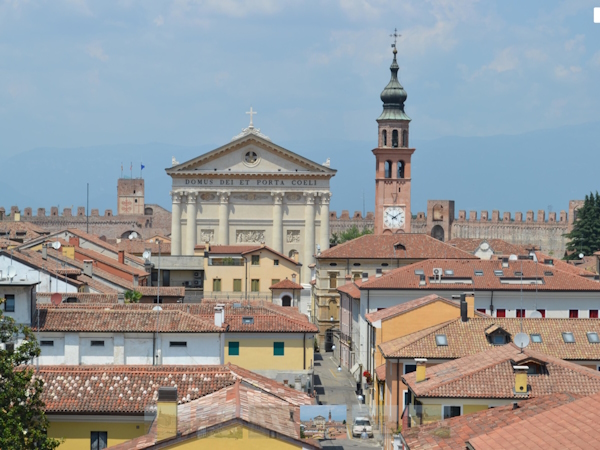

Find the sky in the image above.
[{"left": 0, "top": 0, "right": 599, "bottom": 214}]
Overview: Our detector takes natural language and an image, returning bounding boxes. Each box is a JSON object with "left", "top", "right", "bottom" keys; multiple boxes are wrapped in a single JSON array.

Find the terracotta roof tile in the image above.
[
  {"left": 74, "top": 246, "right": 149, "bottom": 277},
  {"left": 337, "top": 281, "right": 362, "bottom": 298},
  {"left": 361, "top": 258, "right": 600, "bottom": 291},
  {"left": 402, "top": 393, "right": 583, "bottom": 450},
  {"left": 318, "top": 234, "right": 478, "bottom": 260},
  {"left": 36, "top": 292, "right": 118, "bottom": 304},
  {"left": 269, "top": 278, "right": 303, "bottom": 290},
  {"left": 0, "top": 221, "right": 48, "bottom": 240},
  {"left": 535, "top": 251, "right": 596, "bottom": 277},
  {"left": 115, "top": 240, "right": 171, "bottom": 256},
  {"left": 375, "top": 364, "right": 386, "bottom": 382},
  {"left": 206, "top": 245, "right": 300, "bottom": 266},
  {"left": 403, "top": 344, "right": 600, "bottom": 399},
  {"left": 379, "top": 317, "right": 600, "bottom": 361},
  {"left": 445, "top": 238, "right": 533, "bottom": 256}
]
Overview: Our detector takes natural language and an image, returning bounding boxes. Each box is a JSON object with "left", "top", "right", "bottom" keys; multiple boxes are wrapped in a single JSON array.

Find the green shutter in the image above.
[
  {"left": 274, "top": 342, "right": 284, "bottom": 356},
  {"left": 213, "top": 279, "right": 221, "bottom": 291},
  {"left": 251, "top": 279, "right": 260, "bottom": 292},
  {"left": 233, "top": 279, "right": 242, "bottom": 292},
  {"left": 229, "top": 342, "right": 239, "bottom": 356}
]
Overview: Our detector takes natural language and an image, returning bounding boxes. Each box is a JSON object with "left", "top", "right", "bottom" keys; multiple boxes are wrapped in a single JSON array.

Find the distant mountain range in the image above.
[{"left": 1, "top": 121, "right": 598, "bottom": 218}]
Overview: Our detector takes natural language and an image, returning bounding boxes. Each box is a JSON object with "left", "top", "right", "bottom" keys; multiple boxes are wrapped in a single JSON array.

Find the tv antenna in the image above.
[{"left": 514, "top": 332, "right": 530, "bottom": 353}]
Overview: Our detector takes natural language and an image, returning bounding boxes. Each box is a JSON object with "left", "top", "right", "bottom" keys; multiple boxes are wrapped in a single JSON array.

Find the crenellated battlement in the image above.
[
  {"left": 454, "top": 209, "right": 570, "bottom": 225},
  {"left": 0, "top": 206, "right": 115, "bottom": 219},
  {"left": 329, "top": 210, "right": 375, "bottom": 221}
]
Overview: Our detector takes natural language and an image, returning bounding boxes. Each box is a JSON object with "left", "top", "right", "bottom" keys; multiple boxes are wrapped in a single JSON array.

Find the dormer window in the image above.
[
  {"left": 587, "top": 332, "right": 600, "bottom": 344},
  {"left": 242, "top": 317, "right": 254, "bottom": 325},
  {"left": 492, "top": 334, "right": 507, "bottom": 345},
  {"left": 562, "top": 332, "right": 575, "bottom": 343},
  {"left": 526, "top": 362, "right": 545, "bottom": 375},
  {"left": 485, "top": 324, "right": 510, "bottom": 345}
]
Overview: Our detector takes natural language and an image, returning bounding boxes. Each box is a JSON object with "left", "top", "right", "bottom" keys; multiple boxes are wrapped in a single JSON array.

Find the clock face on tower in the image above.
[{"left": 384, "top": 207, "right": 405, "bottom": 229}]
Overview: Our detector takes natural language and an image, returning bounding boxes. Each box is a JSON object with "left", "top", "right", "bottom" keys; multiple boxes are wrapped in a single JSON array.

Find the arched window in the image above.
[
  {"left": 397, "top": 161, "right": 405, "bottom": 179},
  {"left": 402, "top": 130, "right": 408, "bottom": 147},
  {"left": 382, "top": 130, "right": 387, "bottom": 147},
  {"left": 384, "top": 161, "right": 392, "bottom": 179},
  {"left": 144, "top": 207, "right": 153, "bottom": 215},
  {"left": 431, "top": 225, "right": 445, "bottom": 241},
  {"left": 392, "top": 130, "right": 399, "bottom": 148}
]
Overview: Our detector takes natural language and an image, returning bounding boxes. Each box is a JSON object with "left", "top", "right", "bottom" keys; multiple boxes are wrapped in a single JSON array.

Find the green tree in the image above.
[
  {"left": 564, "top": 192, "right": 600, "bottom": 260},
  {"left": 337, "top": 226, "right": 373, "bottom": 244},
  {"left": 124, "top": 290, "right": 142, "bottom": 303},
  {"left": 0, "top": 299, "right": 60, "bottom": 450}
]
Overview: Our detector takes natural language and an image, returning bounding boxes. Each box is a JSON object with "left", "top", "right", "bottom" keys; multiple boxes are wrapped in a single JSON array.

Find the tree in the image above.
[
  {"left": 124, "top": 290, "right": 142, "bottom": 304},
  {"left": 330, "top": 226, "right": 373, "bottom": 246},
  {"left": 564, "top": 192, "right": 600, "bottom": 260},
  {"left": 0, "top": 299, "right": 60, "bottom": 449}
]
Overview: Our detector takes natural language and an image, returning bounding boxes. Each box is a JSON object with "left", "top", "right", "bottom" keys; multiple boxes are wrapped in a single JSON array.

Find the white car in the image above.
[{"left": 352, "top": 417, "right": 373, "bottom": 438}]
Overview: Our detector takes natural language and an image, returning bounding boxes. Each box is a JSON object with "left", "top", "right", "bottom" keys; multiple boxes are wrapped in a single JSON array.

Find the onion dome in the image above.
[{"left": 378, "top": 48, "right": 411, "bottom": 121}]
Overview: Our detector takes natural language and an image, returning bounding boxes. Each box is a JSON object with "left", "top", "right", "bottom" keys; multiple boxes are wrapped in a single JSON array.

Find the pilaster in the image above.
[{"left": 170, "top": 192, "right": 183, "bottom": 256}]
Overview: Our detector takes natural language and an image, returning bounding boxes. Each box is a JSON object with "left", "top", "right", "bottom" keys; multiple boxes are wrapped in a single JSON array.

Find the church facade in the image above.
[{"left": 166, "top": 122, "right": 336, "bottom": 283}]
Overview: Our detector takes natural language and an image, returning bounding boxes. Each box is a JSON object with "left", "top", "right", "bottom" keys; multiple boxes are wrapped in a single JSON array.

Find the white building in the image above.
[{"left": 0, "top": 279, "right": 40, "bottom": 325}]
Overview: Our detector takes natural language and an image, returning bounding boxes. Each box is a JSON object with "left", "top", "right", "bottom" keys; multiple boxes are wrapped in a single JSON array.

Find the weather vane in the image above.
[{"left": 390, "top": 28, "right": 401, "bottom": 48}]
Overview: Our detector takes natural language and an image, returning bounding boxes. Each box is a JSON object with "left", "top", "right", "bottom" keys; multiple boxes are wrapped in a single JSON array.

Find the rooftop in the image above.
[
  {"left": 445, "top": 238, "right": 533, "bottom": 256},
  {"left": 269, "top": 278, "right": 303, "bottom": 290},
  {"left": 403, "top": 344, "right": 600, "bottom": 399},
  {"left": 204, "top": 244, "right": 300, "bottom": 266}
]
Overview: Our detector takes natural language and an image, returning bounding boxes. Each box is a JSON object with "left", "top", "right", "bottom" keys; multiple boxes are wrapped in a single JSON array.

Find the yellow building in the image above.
[
  {"left": 198, "top": 244, "right": 301, "bottom": 300},
  {"left": 40, "top": 364, "right": 317, "bottom": 450}
]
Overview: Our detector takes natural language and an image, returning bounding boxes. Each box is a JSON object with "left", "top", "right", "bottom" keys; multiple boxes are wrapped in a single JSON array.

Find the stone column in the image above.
[
  {"left": 303, "top": 193, "right": 316, "bottom": 284},
  {"left": 218, "top": 192, "right": 230, "bottom": 245},
  {"left": 170, "top": 192, "right": 183, "bottom": 256},
  {"left": 320, "top": 192, "right": 331, "bottom": 252},
  {"left": 272, "top": 192, "right": 284, "bottom": 253},
  {"left": 185, "top": 193, "right": 198, "bottom": 255}
]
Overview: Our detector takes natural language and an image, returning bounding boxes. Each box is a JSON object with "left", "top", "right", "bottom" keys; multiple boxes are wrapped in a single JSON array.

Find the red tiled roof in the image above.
[
  {"left": 1, "top": 249, "right": 86, "bottom": 288},
  {"left": 318, "top": 234, "right": 478, "bottom": 259},
  {"left": 65, "top": 228, "right": 146, "bottom": 265},
  {"left": 135, "top": 286, "right": 185, "bottom": 297},
  {"left": 206, "top": 244, "right": 300, "bottom": 266},
  {"left": 445, "top": 238, "right": 533, "bottom": 256},
  {"left": 77, "top": 274, "right": 118, "bottom": 293},
  {"left": 402, "top": 393, "right": 583, "bottom": 450},
  {"left": 33, "top": 308, "right": 222, "bottom": 332},
  {"left": 365, "top": 294, "right": 486, "bottom": 324},
  {"left": 115, "top": 240, "right": 171, "bottom": 256},
  {"left": 74, "top": 246, "right": 149, "bottom": 277},
  {"left": 361, "top": 258, "right": 600, "bottom": 291},
  {"left": 535, "top": 251, "right": 596, "bottom": 277},
  {"left": 36, "top": 292, "right": 118, "bottom": 304},
  {"left": 467, "top": 392, "right": 600, "bottom": 449},
  {"left": 0, "top": 221, "right": 48, "bottom": 240},
  {"left": 0, "top": 238, "right": 19, "bottom": 249},
  {"left": 403, "top": 344, "right": 600, "bottom": 399},
  {"left": 337, "top": 280, "right": 363, "bottom": 298},
  {"left": 379, "top": 317, "right": 600, "bottom": 361},
  {"left": 269, "top": 278, "right": 303, "bottom": 290},
  {"left": 375, "top": 364, "right": 386, "bottom": 382}
]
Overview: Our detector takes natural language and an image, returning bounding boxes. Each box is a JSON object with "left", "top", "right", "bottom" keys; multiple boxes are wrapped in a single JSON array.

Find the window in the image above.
[
  {"left": 402, "top": 130, "right": 408, "bottom": 147},
  {"left": 233, "top": 279, "right": 242, "bottom": 292},
  {"left": 403, "top": 364, "right": 416, "bottom": 374},
  {"left": 569, "top": 310, "right": 579, "bottom": 318},
  {"left": 90, "top": 340, "right": 105, "bottom": 347},
  {"left": 527, "top": 363, "right": 545, "bottom": 375},
  {"left": 274, "top": 342, "right": 284, "bottom": 356},
  {"left": 271, "top": 279, "right": 280, "bottom": 286},
  {"left": 435, "top": 335, "right": 448, "bottom": 346},
  {"left": 537, "top": 309, "right": 546, "bottom": 318},
  {"left": 392, "top": 130, "right": 399, "bottom": 148},
  {"left": 251, "top": 255, "right": 260, "bottom": 266},
  {"left": 169, "top": 341, "right": 187, "bottom": 347},
  {"left": 562, "top": 332, "right": 575, "bottom": 343},
  {"left": 443, "top": 406, "right": 461, "bottom": 419},
  {"left": 229, "top": 341, "right": 240, "bottom": 356},
  {"left": 3, "top": 295, "right": 15, "bottom": 312},
  {"left": 251, "top": 279, "right": 260, "bottom": 292},
  {"left": 516, "top": 309, "right": 525, "bottom": 318},
  {"left": 329, "top": 263, "right": 338, "bottom": 267},
  {"left": 474, "top": 270, "right": 484, "bottom": 276},
  {"left": 494, "top": 270, "right": 504, "bottom": 276},
  {"left": 591, "top": 310, "right": 599, "bottom": 319},
  {"left": 213, "top": 279, "right": 221, "bottom": 292},
  {"left": 492, "top": 334, "right": 506, "bottom": 345},
  {"left": 273, "top": 259, "right": 279, "bottom": 266},
  {"left": 496, "top": 309, "right": 506, "bottom": 318},
  {"left": 530, "top": 334, "right": 542, "bottom": 343},
  {"left": 329, "top": 273, "right": 338, "bottom": 289},
  {"left": 587, "top": 332, "right": 600, "bottom": 344},
  {"left": 384, "top": 160, "right": 392, "bottom": 178},
  {"left": 353, "top": 272, "right": 361, "bottom": 282},
  {"left": 382, "top": 130, "right": 387, "bottom": 146},
  {"left": 242, "top": 316, "right": 254, "bottom": 325},
  {"left": 91, "top": 431, "right": 107, "bottom": 450},
  {"left": 397, "top": 161, "right": 405, "bottom": 178},
  {"left": 477, "top": 308, "right": 486, "bottom": 314},
  {"left": 40, "top": 340, "right": 54, "bottom": 347}
]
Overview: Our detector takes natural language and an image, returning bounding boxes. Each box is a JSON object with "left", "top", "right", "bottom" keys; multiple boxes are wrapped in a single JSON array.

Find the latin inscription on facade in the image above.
[{"left": 173, "top": 178, "right": 328, "bottom": 188}]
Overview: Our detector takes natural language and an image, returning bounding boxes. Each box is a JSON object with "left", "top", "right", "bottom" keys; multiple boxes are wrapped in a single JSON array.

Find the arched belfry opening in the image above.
[
  {"left": 384, "top": 161, "right": 392, "bottom": 179},
  {"left": 397, "top": 161, "right": 405, "bottom": 179},
  {"left": 392, "top": 130, "right": 399, "bottom": 148},
  {"left": 402, "top": 130, "right": 408, "bottom": 147},
  {"left": 382, "top": 130, "right": 387, "bottom": 147},
  {"left": 431, "top": 225, "right": 445, "bottom": 241}
]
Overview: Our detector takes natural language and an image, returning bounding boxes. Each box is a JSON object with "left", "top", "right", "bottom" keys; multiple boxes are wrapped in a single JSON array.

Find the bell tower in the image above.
[{"left": 373, "top": 38, "right": 415, "bottom": 235}]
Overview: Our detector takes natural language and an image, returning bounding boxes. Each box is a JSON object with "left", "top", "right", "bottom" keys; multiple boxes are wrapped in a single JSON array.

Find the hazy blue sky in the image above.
[{"left": 1, "top": 0, "right": 599, "bottom": 157}]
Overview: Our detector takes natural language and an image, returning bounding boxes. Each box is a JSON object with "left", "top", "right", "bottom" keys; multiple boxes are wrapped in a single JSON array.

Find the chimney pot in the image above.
[
  {"left": 83, "top": 260, "right": 93, "bottom": 277},
  {"left": 118, "top": 250, "right": 125, "bottom": 264},
  {"left": 465, "top": 293, "right": 475, "bottom": 318},
  {"left": 415, "top": 358, "right": 427, "bottom": 383},
  {"left": 513, "top": 365, "right": 529, "bottom": 394},
  {"left": 460, "top": 295, "right": 468, "bottom": 322},
  {"left": 157, "top": 387, "right": 178, "bottom": 441},
  {"left": 214, "top": 306, "right": 223, "bottom": 327}
]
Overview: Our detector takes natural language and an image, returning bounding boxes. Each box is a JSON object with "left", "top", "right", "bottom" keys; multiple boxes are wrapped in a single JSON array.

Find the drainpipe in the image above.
[
  {"left": 396, "top": 359, "right": 400, "bottom": 428},
  {"left": 242, "top": 255, "right": 248, "bottom": 300},
  {"left": 367, "top": 289, "right": 370, "bottom": 372},
  {"left": 303, "top": 333, "right": 306, "bottom": 370},
  {"left": 490, "top": 290, "right": 494, "bottom": 314}
]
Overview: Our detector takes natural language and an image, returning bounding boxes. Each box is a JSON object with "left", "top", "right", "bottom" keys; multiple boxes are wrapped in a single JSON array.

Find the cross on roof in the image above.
[
  {"left": 246, "top": 107, "right": 257, "bottom": 127},
  {"left": 390, "top": 28, "right": 401, "bottom": 48}
]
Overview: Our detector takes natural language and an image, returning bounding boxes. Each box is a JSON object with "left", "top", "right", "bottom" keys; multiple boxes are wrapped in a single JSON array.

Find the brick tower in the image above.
[
  {"left": 117, "top": 178, "right": 145, "bottom": 215},
  {"left": 373, "top": 44, "right": 415, "bottom": 234}
]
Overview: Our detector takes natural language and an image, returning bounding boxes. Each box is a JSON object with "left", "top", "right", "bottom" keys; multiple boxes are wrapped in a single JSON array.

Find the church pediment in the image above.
[{"left": 166, "top": 134, "right": 335, "bottom": 177}]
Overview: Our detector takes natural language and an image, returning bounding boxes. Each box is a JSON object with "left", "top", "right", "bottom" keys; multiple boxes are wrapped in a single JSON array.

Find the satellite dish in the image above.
[
  {"left": 514, "top": 332, "right": 530, "bottom": 350},
  {"left": 579, "top": 253, "right": 584, "bottom": 259},
  {"left": 129, "top": 232, "right": 138, "bottom": 240},
  {"left": 50, "top": 293, "right": 62, "bottom": 306},
  {"left": 51, "top": 241, "right": 61, "bottom": 250},
  {"left": 7, "top": 266, "right": 17, "bottom": 279},
  {"left": 508, "top": 254, "right": 518, "bottom": 261},
  {"left": 480, "top": 242, "right": 490, "bottom": 251},
  {"left": 142, "top": 250, "right": 151, "bottom": 260},
  {"left": 529, "top": 310, "right": 543, "bottom": 319}
]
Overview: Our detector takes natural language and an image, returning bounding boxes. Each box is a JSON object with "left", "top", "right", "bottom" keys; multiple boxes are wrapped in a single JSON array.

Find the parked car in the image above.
[{"left": 352, "top": 417, "right": 373, "bottom": 438}]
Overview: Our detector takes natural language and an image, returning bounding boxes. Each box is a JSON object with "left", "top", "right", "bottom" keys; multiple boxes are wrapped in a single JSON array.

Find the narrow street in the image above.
[{"left": 314, "top": 351, "right": 383, "bottom": 450}]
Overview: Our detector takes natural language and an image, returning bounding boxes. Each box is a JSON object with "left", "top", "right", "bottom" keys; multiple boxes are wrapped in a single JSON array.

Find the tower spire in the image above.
[{"left": 378, "top": 31, "right": 410, "bottom": 122}]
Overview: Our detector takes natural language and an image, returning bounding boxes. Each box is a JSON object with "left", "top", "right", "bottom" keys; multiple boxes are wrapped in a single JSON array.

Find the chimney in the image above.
[
  {"left": 42, "top": 245, "right": 47, "bottom": 260},
  {"left": 465, "top": 292, "right": 475, "bottom": 319},
  {"left": 118, "top": 293, "right": 125, "bottom": 304},
  {"left": 118, "top": 250, "right": 125, "bottom": 264},
  {"left": 133, "top": 274, "right": 139, "bottom": 287},
  {"left": 460, "top": 294, "right": 468, "bottom": 322},
  {"left": 513, "top": 366, "right": 529, "bottom": 394},
  {"left": 415, "top": 358, "right": 427, "bottom": 383},
  {"left": 376, "top": 268, "right": 383, "bottom": 278},
  {"left": 69, "top": 237, "right": 80, "bottom": 247},
  {"left": 83, "top": 260, "right": 93, "bottom": 277},
  {"left": 362, "top": 272, "right": 368, "bottom": 282},
  {"left": 214, "top": 306, "right": 223, "bottom": 327},
  {"left": 156, "top": 387, "right": 178, "bottom": 442},
  {"left": 419, "top": 274, "right": 426, "bottom": 286},
  {"left": 502, "top": 257, "right": 509, "bottom": 268}
]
